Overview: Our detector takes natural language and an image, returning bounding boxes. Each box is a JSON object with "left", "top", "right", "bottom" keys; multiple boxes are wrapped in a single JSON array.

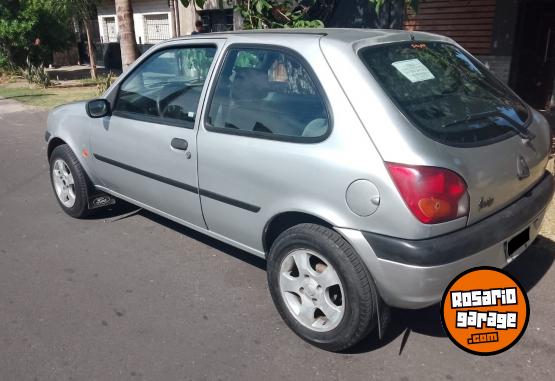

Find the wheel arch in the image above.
[
  {"left": 47, "top": 137, "right": 68, "bottom": 160},
  {"left": 46, "top": 135, "right": 100, "bottom": 186},
  {"left": 262, "top": 211, "right": 334, "bottom": 253}
]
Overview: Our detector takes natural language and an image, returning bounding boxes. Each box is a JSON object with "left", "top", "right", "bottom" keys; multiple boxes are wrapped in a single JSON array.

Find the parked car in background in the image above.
[{"left": 45, "top": 29, "right": 554, "bottom": 351}]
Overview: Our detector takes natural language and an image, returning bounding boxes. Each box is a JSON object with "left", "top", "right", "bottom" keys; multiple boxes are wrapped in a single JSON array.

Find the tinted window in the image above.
[
  {"left": 114, "top": 46, "right": 216, "bottom": 126},
  {"left": 359, "top": 42, "right": 530, "bottom": 146},
  {"left": 206, "top": 48, "right": 329, "bottom": 139}
]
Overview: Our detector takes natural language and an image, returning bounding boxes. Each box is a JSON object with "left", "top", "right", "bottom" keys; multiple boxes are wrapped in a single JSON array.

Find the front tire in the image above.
[
  {"left": 49, "top": 144, "right": 92, "bottom": 218},
  {"left": 267, "top": 223, "right": 379, "bottom": 351}
]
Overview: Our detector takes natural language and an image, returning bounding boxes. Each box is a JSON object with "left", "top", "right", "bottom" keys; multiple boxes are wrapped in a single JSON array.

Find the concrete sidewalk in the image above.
[{"left": 46, "top": 65, "right": 121, "bottom": 81}]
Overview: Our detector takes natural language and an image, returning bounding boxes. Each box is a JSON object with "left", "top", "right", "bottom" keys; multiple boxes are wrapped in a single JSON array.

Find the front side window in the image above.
[
  {"left": 114, "top": 46, "right": 217, "bottom": 127},
  {"left": 359, "top": 42, "right": 530, "bottom": 146},
  {"left": 206, "top": 47, "right": 329, "bottom": 140}
]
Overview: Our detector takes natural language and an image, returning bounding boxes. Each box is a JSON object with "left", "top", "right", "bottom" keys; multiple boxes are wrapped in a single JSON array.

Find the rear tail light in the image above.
[{"left": 386, "top": 163, "right": 469, "bottom": 224}]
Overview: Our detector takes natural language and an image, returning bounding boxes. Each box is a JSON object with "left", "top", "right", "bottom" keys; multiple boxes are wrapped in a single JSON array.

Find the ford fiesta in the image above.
[{"left": 45, "top": 29, "right": 554, "bottom": 351}]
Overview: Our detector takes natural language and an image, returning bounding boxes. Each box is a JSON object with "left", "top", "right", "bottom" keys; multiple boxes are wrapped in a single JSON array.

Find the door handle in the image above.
[{"left": 171, "top": 138, "right": 188, "bottom": 151}]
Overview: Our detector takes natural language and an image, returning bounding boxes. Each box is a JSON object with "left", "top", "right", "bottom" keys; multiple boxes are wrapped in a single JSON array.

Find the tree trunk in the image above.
[
  {"left": 115, "top": 0, "right": 138, "bottom": 71},
  {"left": 84, "top": 20, "right": 97, "bottom": 80},
  {"left": 174, "top": 0, "right": 181, "bottom": 36},
  {"left": 169, "top": 0, "right": 177, "bottom": 38}
]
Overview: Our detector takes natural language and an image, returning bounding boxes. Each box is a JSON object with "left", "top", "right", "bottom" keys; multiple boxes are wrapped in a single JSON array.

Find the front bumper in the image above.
[{"left": 338, "top": 171, "right": 554, "bottom": 309}]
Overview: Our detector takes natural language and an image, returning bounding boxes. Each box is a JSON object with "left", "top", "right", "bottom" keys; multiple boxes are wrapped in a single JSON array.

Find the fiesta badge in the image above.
[{"left": 441, "top": 267, "right": 529, "bottom": 355}]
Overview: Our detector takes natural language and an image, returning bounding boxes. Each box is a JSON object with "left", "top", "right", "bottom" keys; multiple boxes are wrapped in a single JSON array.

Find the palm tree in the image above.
[
  {"left": 115, "top": 0, "right": 138, "bottom": 70},
  {"left": 65, "top": 0, "right": 99, "bottom": 79}
]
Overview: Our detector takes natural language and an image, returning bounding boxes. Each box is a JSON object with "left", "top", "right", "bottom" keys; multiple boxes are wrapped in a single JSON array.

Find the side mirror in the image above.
[{"left": 86, "top": 99, "right": 111, "bottom": 118}]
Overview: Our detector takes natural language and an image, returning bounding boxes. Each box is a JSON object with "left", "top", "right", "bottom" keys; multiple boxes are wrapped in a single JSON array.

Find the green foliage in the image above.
[
  {"left": 369, "top": 0, "right": 420, "bottom": 14},
  {"left": 22, "top": 56, "right": 51, "bottom": 87},
  {"left": 0, "top": 0, "right": 75, "bottom": 67},
  {"left": 235, "top": 0, "right": 323, "bottom": 29},
  {"left": 0, "top": 51, "right": 18, "bottom": 74},
  {"left": 64, "top": 0, "right": 99, "bottom": 21},
  {"left": 96, "top": 72, "right": 116, "bottom": 95}
]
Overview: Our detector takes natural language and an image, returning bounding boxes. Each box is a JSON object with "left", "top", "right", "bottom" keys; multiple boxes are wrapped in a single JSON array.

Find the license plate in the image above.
[{"left": 506, "top": 227, "right": 530, "bottom": 259}]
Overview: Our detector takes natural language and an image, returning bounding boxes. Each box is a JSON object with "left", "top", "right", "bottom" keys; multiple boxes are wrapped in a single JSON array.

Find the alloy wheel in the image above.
[
  {"left": 279, "top": 249, "right": 345, "bottom": 332},
  {"left": 52, "top": 159, "right": 76, "bottom": 208}
]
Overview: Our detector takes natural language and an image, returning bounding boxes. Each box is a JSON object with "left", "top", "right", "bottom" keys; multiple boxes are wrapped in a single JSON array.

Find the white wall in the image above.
[
  {"left": 177, "top": 0, "right": 240, "bottom": 36},
  {"left": 177, "top": 2, "right": 196, "bottom": 36},
  {"left": 97, "top": 0, "right": 174, "bottom": 44}
]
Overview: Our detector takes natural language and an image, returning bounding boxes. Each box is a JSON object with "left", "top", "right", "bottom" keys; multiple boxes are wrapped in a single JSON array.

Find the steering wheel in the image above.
[{"left": 156, "top": 83, "right": 193, "bottom": 118}]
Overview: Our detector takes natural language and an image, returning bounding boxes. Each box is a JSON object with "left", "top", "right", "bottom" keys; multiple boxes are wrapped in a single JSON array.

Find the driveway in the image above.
[{"left": 1, "top": 98, "right": 554, "bottom": 380}]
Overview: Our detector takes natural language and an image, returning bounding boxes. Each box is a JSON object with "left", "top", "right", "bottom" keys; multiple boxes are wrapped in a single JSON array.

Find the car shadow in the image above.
[
  {"left": 139, "top": 209, "right": 267, "bottom": 271},
  {"left": 84, "top": 202, "right": 266, "bottom": 270},
  {"left": 84, "top": 201, "right": 555, "bottom": 354},
  {"left": 346, "top": 235, "right": 555, "bottom": 354}
]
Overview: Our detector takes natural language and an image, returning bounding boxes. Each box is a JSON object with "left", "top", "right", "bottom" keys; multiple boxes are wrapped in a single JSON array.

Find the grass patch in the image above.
[
  {"left": 0, "top": 83, "right": 96, "bottom": 108},
  {"left": 80, "top": 77, "right": 102, "bottom": 86}
]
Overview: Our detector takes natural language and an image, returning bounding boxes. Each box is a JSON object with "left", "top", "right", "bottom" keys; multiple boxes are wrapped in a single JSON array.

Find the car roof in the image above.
[{"left": 165, "top": 28, "right": 449, "bottom": 47}]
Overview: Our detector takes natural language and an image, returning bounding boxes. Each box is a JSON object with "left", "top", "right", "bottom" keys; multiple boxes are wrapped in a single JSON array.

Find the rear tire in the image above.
[
  {"left": 267, "top": 223, "right": 379, "bottom": 351},
  {"left": 49, "top": 144, "right": 92, "bottom": 218}
]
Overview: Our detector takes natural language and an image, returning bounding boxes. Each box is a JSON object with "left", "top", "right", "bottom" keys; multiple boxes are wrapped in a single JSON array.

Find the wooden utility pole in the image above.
[
  {"left": 115, "top": 0, "right": 138, "bottom": 70},
  {"left": 84, "top": 19, "right": 97, "bottom": 79}
]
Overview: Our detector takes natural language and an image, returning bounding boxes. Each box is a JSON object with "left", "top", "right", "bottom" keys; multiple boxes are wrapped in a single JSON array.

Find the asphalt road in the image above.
[{"left": 1, "top": 98, "right": 555, "bottom": 381}]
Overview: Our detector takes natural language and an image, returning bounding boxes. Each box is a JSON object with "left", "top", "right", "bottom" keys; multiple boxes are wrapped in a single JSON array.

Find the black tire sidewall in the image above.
[
  {"left": 267, "top": 224, "right": 377, "bottom": 351},
  {"left": 49, "top": 145, "right": 90, "bottom": 218}
]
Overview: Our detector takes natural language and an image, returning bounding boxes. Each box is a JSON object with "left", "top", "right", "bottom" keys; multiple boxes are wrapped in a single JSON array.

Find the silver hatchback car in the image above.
[{"left": 46, "top": 29, "right": 554, "bottom": 351}]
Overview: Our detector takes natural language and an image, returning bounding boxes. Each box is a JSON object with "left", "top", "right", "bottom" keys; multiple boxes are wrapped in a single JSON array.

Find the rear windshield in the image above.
[{"left": 359, "top": 42, "right": 530, "bottom": 146}]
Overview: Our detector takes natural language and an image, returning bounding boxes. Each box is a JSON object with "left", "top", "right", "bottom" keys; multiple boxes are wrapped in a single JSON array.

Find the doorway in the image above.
[{"left": 510, "top": 0, "right": 555, "bottom": 110}]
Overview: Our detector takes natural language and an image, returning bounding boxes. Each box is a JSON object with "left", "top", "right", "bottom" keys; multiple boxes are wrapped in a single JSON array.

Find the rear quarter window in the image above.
[{"left": 358, "top": 42, "right": 530, "bottom": 147}]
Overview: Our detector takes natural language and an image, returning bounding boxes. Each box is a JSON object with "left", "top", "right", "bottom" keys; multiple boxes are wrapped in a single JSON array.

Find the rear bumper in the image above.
[{"left": 338, "top": 171, "right": 554, "bottom": 309}]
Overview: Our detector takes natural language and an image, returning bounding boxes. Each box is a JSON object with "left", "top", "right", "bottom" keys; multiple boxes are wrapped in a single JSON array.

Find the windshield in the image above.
[{"left": 358, "top": 42, "right": 530, "bottom": 146}]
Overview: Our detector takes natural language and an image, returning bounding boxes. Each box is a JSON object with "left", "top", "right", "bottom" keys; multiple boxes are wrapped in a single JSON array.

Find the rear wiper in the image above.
[{"left": 443, "top": 110, "right": 535, "bottom": 140}]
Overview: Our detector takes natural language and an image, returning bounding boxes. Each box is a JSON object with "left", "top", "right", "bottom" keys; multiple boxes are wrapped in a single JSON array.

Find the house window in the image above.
[
  {"left": 144, "top": 14, "right": 171, "bottom": 43},
  {"left": 199, "top": 9, "right": 234, "bottom": 32},
  {"left": 103, "top": 17, "right": 117, "bottom": 42}
]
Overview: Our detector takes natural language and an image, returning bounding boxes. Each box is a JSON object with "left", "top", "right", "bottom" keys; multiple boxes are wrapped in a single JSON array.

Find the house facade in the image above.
[
  {"left": 97, "top": 0, "right": 177, "bottom": 44},
  {"left": 178, "top": 0, "right": 239, "bottom": 35},
  {"left": 95, "top": 0, "right": 238, "bottom": 43}
]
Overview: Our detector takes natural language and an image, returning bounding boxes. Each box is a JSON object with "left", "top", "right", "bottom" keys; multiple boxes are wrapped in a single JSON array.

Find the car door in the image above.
[
  {"left": 197, "top": 45, "right": 332, "bottom": 251},
  {"left": 90, "top": 41, "right": 224, "bottom": 228}
]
